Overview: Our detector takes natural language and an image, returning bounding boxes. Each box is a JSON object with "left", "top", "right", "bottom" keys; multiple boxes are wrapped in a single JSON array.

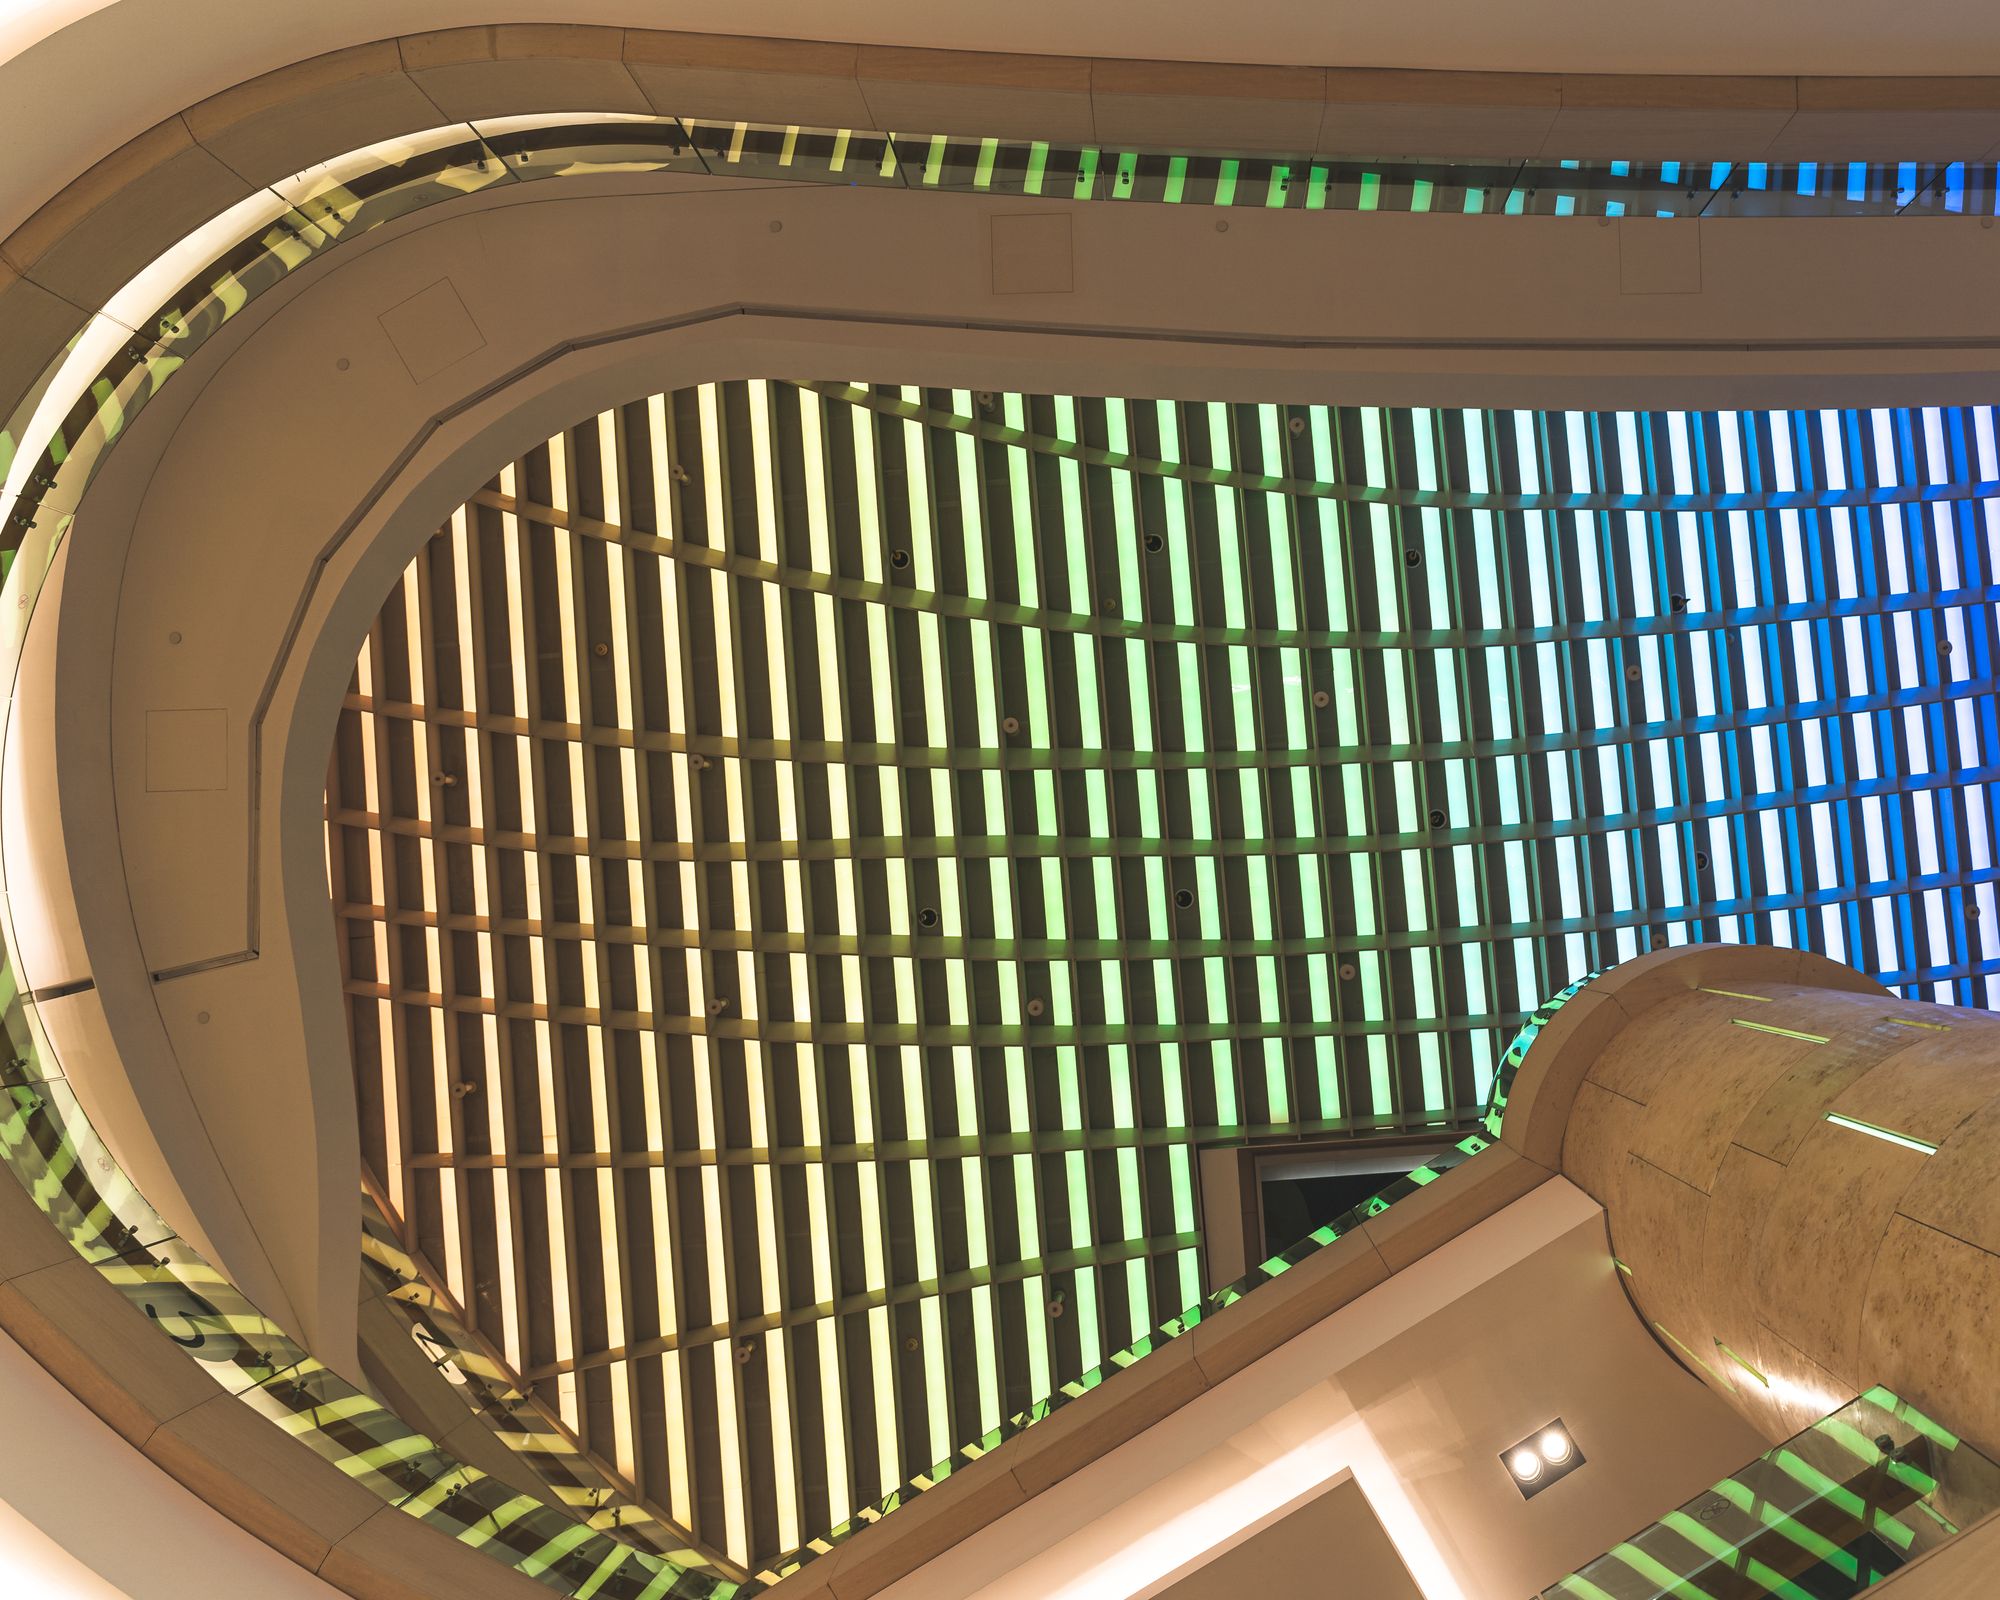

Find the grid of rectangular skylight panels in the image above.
[{"left": 325, "top": 380, "right": 2000, "bottom": 1576}]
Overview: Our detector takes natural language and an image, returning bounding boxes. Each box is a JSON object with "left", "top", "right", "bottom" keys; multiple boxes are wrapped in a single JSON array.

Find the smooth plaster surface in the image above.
[
  {"left": 10, "top": 9, "right": 2000, "bottom": 243},
  {"left": 1149, "top": 1475, "right": 1421, "bottom": 1600},
  {"left": 0, "top": 1313, "right": 339, "bottom": 1598}
]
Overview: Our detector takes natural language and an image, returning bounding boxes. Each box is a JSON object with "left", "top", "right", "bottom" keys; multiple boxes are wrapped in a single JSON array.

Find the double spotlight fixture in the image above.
[{"left": 1501, "top": 1419, "right": 1584, "bottom": 1499}]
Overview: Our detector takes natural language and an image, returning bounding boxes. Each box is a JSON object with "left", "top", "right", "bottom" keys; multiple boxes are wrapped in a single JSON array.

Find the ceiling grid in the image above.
[{"left": 329, "top": 379, "right": 2000, "bottom": 1573}]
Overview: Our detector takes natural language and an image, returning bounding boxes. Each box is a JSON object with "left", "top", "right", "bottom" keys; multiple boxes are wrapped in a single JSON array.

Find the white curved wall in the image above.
[
  {"left": 0, "top": 0, "right": 114, "bottom": 67},
  {"left": 0, "top": 1318, "right": 338, "bottom": 1598}
]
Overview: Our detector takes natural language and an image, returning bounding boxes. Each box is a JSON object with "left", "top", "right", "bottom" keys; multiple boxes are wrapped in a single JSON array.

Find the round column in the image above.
[{"left": 1501, "top": 943, "right": 2000, "bottom": 1455}]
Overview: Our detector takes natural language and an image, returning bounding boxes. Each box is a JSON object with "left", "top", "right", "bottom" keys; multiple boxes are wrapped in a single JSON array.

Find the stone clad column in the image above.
[{"left": 1499, "top": 943, "right": 2000, "bottom": 1457}]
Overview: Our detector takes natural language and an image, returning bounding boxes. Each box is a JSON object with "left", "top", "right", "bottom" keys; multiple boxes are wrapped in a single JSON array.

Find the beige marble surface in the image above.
[{"left": 1508, "top": 943, "right": 2000, "bottom": 1453}]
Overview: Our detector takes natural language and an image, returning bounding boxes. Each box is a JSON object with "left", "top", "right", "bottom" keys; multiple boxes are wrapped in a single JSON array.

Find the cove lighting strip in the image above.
[
  {"left": 333, "top": 380, "right": 2000, "bottom": 1573},
  {"left": 1825, "top": 1112, "right": 1939, "bottom": 1155}
]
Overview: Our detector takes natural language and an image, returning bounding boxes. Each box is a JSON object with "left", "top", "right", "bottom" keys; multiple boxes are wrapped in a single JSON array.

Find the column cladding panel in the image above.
[{"left": 1526, "top": 948, "right": 2000, "bottom": 1456}]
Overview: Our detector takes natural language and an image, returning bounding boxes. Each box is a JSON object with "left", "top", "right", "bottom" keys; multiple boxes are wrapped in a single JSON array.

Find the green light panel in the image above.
[{"left": 329, "top": 380, "right": 2000, "bottom": 1575}]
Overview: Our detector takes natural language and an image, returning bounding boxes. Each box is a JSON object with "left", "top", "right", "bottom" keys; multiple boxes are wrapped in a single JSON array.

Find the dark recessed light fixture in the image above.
[{"left": 1502, "top": 1419, "right": 1584, "bottom": 1499}]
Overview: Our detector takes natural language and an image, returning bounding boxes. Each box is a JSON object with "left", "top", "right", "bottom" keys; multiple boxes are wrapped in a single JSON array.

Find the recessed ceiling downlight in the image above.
[{"left": 1503, "top": 1419, "right": 1584, "bottom": 1499}]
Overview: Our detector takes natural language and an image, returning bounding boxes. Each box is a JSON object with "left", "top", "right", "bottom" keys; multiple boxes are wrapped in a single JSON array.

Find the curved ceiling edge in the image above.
[
  {"left": 10, "top": 54, "right": 2000, "bottom": 416},
  {"left": 8, "top": 97, "right": 2000, "bottom": 1600},
  {"left": 9, "top": 280, "right": 960, "bottom": 1600},
  {"left": 13, "top": 10, "right": 2000, "bottom": 240},
  {"left": 15, "top": 111, "right": 2000, "bottom": 539}
]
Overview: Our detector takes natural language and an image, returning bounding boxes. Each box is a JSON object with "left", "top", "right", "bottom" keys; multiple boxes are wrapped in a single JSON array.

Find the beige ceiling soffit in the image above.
[
  {"left": 1775, "top": 75, "right": 2000, "bottom": 160},
  {"left": 9, "top": 28, "right": 2000, "bottom": 418},
  {"left": 1545, "top": 73, "right": 1797, "bottom": 162},
  {"left": 399, "top": 25, "right": 650, "bottom": 121},
  {"left": 1320, "top": 67, "right": 1560, "bottom": 161},
  {"left": 183, "top": 41, "right": 442, "bottom": 190},
  {"left": 0, "top": 261, "right": 90, "bottom": 438},
  {"left": 1, "top": 116, "right": 250, "bottom": 311},
  {"left": 1091, "top": 58, "right": 1325, "bottom": 154},
  {"left": 8, "top": 25, "right": 2000, "bottom": 302},
  {"left": 0, "top": 1172, "right": 550, "bottom": 1600},
  {"left": 625, "top": 31, "right": 868, "bottom": 129},
  {"left": 857, "top": 46, "right": 1093, "bottom": 143},
  {"left": 9, "top": 28, "right": 2000, "bottom": 393},
  {"left": 0, "top": 1063, "right": 1551, "bottom": 1600}
]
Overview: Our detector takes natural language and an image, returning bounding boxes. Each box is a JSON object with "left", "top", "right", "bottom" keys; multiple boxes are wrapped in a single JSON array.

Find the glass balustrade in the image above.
[{"left": 1545, "top": 1387, "right": 2000, "bottom": 1600}]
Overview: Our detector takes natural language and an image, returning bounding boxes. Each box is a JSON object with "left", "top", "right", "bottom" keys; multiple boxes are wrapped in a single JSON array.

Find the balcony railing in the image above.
[{"left": 1545, "top": 1387, "right": 2000, "bottom": 1600}]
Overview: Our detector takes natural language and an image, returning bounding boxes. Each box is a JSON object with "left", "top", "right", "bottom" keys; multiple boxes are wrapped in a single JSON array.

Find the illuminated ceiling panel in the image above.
[{"left": 328, "top": 381, "right": 2000, "bottom": 1574}]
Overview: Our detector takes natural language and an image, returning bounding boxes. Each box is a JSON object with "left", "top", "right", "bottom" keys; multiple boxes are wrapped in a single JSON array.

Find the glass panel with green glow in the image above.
[{"left": 1543, "top": 1387, "right": 2000, "bottom": 1599}]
